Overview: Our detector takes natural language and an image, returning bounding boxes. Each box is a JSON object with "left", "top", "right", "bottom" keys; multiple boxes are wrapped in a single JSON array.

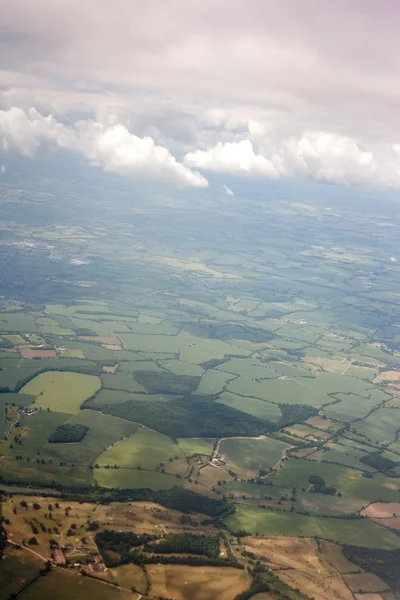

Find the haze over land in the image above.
[{"left": 1, "top": 2, "right": 400, "bottom": 600}]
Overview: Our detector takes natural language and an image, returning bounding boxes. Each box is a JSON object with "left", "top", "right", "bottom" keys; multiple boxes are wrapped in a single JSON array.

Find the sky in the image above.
[{"left": 1, "top": 0, "right": 400, "bottom": 190}]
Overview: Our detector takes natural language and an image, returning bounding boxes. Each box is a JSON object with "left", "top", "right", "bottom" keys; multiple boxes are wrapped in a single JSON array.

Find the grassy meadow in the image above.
[
  {"left": 20, "top": 371, "right": 101, "bottom": 413},
  {"left": 225, "top": 505, "right": 400, "bottom": 548}
]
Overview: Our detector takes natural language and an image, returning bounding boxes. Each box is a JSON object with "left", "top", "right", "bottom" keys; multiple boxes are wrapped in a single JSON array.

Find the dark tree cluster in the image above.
[
  {"left": 0, "top": 525, "right": 6, "bottom": 560},
  {"left": 134, "top": 371, "right": 200, "bottom": 395},
  {"left": 96, "top": 530, "right": 155, "bottom": 566},
  {"left": 145, "top": 533, "right": 220, "bottom": 558},
  {"left": 48, "top": 424, "right": 89, "bottom": 443},
  {"left": 360, "top": 452, "right": 398, "bottom": 474},
  {"left": 308, "top": 475, "right": 337, "bottom": 495},
  {"left": 279, "top": 403, "right": 318, "bottom": 427},
  {"left": 60, "top": 486, "right": 233, "bottom": 518},
  {"left": 96, "top": 530, "right": 239, "bottom": 569},
  {"left": 94, "top": 396, "right": 271, "bottom": 438},
  {"left": 342, "top": 545, "right": 400, "bottom": 591}
]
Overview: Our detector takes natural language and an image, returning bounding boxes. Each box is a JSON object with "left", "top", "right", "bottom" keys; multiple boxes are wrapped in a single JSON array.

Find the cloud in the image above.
[
  {"left": 0, "top": 106, "right": 72, "bottom": 156},
  {"left": 2, "top": 2, "right": 400, "bottom": 189},
  {"left": 184, "top": 130, "right": 400, "bottom": 188},
  {"left": 0, "top": 165, "right": 5, "bottom": 174},
  {"left": 0, "top": 107, "right": 208, "bottom": 188},
  {"left": 2, "top": 1, "right": 400, "bottom": 144},
  {"left": 185, "top": 140, "right": 279, "bottom": 178},
  {"left": 71, "top": 120, "right": 208, "bottom": 187},
  {"left": 223, "top": 184, "right": 234, "bottom": 196}
]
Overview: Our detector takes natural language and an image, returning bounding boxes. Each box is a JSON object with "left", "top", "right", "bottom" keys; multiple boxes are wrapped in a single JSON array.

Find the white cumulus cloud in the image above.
[
  {"left": 71, "top": 121, "right": 208, "bottom": 188},
  {"left": 3, "top": 1, "right": 400, "bottom": 191},
  {"left": 185, "top": 140, "right": 279, "bottom": 178},
  {"left": 184, "top": 129, "right": 400, "bottom": 188},
  {"left": 0, "top": 107, "right": 72, "bottom": 156},
  {"left": 0, "top": 107, "right": 208, "bottom": 188}
]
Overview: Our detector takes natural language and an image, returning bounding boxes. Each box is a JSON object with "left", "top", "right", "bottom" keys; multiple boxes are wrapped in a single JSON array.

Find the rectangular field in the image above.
[
  {"left": 226, "top": 505, "right": 400, "bottom": 548},
  {"left": 219, "top": 436, "right": 289, "bottom": 473}
]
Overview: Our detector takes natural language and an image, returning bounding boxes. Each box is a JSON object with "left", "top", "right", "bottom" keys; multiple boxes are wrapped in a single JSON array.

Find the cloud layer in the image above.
[
  {"left": 0, "top": 107, "right": 207, "bottom": 187},
  {"left": 2, "top": 1, "right": 400, "bottom": 189},
  {"left": 185, "top": 131, "right": 400, "bottom": 188}
]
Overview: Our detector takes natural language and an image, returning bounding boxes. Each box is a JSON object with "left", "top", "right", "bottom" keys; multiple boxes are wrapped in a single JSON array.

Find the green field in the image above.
[
  {"left": 225, "top": 505, "right": 400, "bottom": 548},
  {"left": 41, "top": 410, "right": 137, "bottom": 464},
  {"left": 217, "top": 358, "right": 278, "bottom": 379},
  {"left": 96, "top": 428, "right": 183, "bottom": 469},
  {"left": 20, "top": 371, "right": 101, "bottom": 413},
  {"left": 219, "top": 436, "right": 289, "bottom": 473},
  {"left": 18, "top": 568, "right": 133, "bottom": 600},
  {"left": 322, "top": 393, "right": 384, "bottom": 422},
  {"left": 102, "top": 371, "right": 147, "bottom": 393},
  {"left": 272, "top": 458, "right": 400, "bottom": 510},
  {"left": 94, "top": 466, "right": 182, "bottom": 490},
  {"left": 217, "top": 391, "right": 282, "bottom": 423},
  {"left": 0, "top": 455, "right": 91, "bottom": 487},
  {"left": 0, "top": 397, "right": 6, "bottom": 437},
  {"left": 304, "top": 372, "right": 376, "bottom": 397},
  {"left": 0, "top": 392, "right": 36, "bottom": 407},
  {"left": 269, "top": 361, "right": 313, "bottom": 378},
  {"left": 163, "top": 359, "right": 204, "bottom": 377},
  {"left": 308, "top": 443, "right": 376, "bottom": 472},
  {"left": 194, "top": 369, "right": 236, "bottom": 395},
  {"left": 355, "top": 407, "right": 400, "bottom": 444},
  {"left": 0, "top": 312, "right": 38, "bottom": 332},
  {"left": 180, "top": 339, "right": 250, "bottom": 364},
  {"left": 0, "top": 366, "right": 47, "bottom": 391},
  {"left": 345, "top": 364, "right": 377, "bottom": 379},
  {"left": 93, "top": 389, "right": 177, "bottom": 405},
  {"left": 177, "top": 437, "right": 214, "bottom": 456},
  {"left": 226, "top": 377, "right": 332, "bottom": 406},
  {"left": 3, "top": 173, "right": 400, "bottom": 585},
  {"left": 119, "top": 331, "right": 197, "bottom": 353},
  {"left": 0, "top": 546, "right": 43, "bottom": 600},
  {"left": 217, "top": 481, "right": 292, "bottom": 500},
  {"left": 8, "top": 410, "right": 69, "bottom": 458},
  {"left": 293, "top": 489, "right": 366, "bottom": 516}
]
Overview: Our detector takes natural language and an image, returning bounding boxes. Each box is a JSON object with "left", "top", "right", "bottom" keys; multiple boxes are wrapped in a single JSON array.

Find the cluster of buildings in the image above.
[
  {"left": 19, "top": 407, "right": 38, "bottom": 416},
  {"left": 209, "top": 453, "right": 225, "bottom": 468},
  {"left": 56, "top": 542, "right": 106, "bottom": 572}
]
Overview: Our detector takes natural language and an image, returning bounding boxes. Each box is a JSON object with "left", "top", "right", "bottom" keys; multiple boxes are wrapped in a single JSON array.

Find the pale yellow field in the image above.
[
  {"left": 305, "top": 416, "right": 344, "bottom": 432},
  {"left": 318, "top": 540, "right": 359, "bottom": 574},
  {"left": 374, "top": 371, "right": 400, "bottom": 383},
  {"left": 386, "top": 396, "right": 400, "bottom": 406},
  {"left": 150, "top": 256, "right": 240, "bottom": 279},
  {"left": 197, "top": 465, "right": 236, "bottom": 489},
  {"left": 285, "top": 424, "right": 331, "bottom": 440},
  {"left": 103, "top": 363, "right": 119, "bottom": 373},
  {"left": 303, "top": 355, "right": 349, "bottom": 374},
  {"left": 242, "top": 536, "right": 354, "bottom": 600},
  {"left": 108, "top": 564, "right": 147, "bottom": 593},
  {"left": 147, "top": 564, "right": 250, "bottom": 600}
]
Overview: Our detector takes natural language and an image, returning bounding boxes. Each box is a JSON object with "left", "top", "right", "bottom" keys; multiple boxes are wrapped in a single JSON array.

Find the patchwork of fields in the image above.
[
  {"left": 1, "top": 181, "right": 400, "bottom": 599},
  {"left": 1, "top": 291, "right": 399, "bottom": 550}
]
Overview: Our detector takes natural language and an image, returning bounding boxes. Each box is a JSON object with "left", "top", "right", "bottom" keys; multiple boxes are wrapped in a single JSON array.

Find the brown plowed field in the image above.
[
  {"left": 20, "top": 348, "right": 57, "bottom": 358},
  {"left": 362, "top": 503, "right": 400, "bottom": 518}
]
